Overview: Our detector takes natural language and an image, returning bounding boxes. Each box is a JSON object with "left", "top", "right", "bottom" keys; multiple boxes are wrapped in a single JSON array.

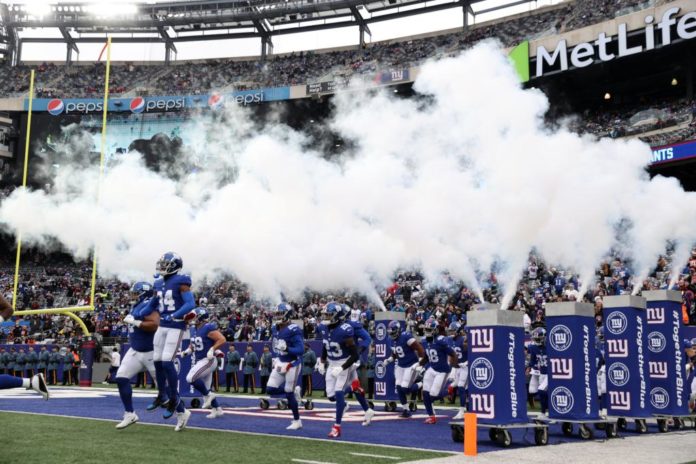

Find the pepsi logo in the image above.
[
  {"left": 47, "top": 99, "right": 64, "bottom": 116},
  {"left": 130, "top": 97, "right": 145, "bottom": 113},
  {"left": 208, "top": 93, "right": 224, "bottom": 109}
]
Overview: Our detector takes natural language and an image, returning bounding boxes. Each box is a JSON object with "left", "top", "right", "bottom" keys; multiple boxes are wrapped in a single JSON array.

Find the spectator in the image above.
[
  {"left": 242, "top": 345, "right": 258, "bottom": 394},
  {"left": 225, "top": 345, "right": 241, "bottom": 393}
]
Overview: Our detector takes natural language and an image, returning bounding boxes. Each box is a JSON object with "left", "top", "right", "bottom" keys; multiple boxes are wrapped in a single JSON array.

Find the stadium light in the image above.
[
  {"left": 671, "top": 78, "right": 678, "bottom": 86},
  {"left": 83, "top": 3, "right": 138, "bottom": 17},
  {"left": 604, "top": 92, "right": 611, "bottom": 100},
  {"left": 25, "top": 2, "right": 52, "bottom": 19}
]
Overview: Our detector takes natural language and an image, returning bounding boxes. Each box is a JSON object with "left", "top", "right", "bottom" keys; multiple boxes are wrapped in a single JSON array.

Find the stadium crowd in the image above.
[{"left": 0, "top": 0, "right": 659, "bottom": 98}]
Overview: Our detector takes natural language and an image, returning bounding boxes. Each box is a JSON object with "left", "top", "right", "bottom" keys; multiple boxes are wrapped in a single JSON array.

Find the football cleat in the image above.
[
  {"left": 163, "top": 398, "right": 179, "bottom": 419},
  {"left": 116, "top": 412, "right": 139, "bottom": 429},
  {"left": 286, "top": 420, "right": 303, "bottom": 430},
  {"left": 424, "top": 416, "right": 437, "bottom": 424},
  {"left": 206, "top": 407, "right": 224, "bottom": 419},
  {"left": 202, "top": 392, "right": 216, "bottom": 409},
  {"left": 328, "top": 424, "right": 341, "bottom": 438},
  {"left": 453, "top": 408, "right": 465, "bottom": 420},
  {"left": 29, "top": 373, "right": 49, "bottom": 400},
  {"left": 400, "top": 409, "right": 412, "bottom": 418},
  {"left": 175, "top": 409, "right": 191, "bottom": 431},
  {"left": 146, "top": 395, "right": 169, "bottom": 411},
  {"left": 362, "top": 408, "right": 375, "bottom": 426}
]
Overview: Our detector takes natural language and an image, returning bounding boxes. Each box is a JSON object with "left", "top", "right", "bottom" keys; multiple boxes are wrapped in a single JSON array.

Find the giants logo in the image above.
[
  {"left": 606, "top": 311, "right": 628, "bottom": 335},
  {"left": 375, "top": 324, "right": 387, "bottom": 341},
  {"left": 469, "top": 393, "right": 495, "bottom": 419},
  {"left": 550, "top": 358, "right": 573, "bottom": 379},
  {"left": 648, "top": 361, "right": 668, "bottom": 379},
  {"left": 650, "top": 387, "right": 669, "bottom": 410},
  {"left": 549, "top": 325, "right": 573, "bottom": 351},
  {"left": 375, "top": 361, "right": 386, "bottom": 379},
  {"left": 609, "top": 391, "right": 631, "bottom": 411},
  {"left": 375, "top": 344, "right": 386, "bottom": 357},
  {"left": 375, "top": 382, "right": 386, "bottom": 396},
  {"left": 606, "top": 339, "right": 628, "bottom": 358},
  {"left": 470, "top": 328, "right": 493, "bottom": 353},
  {"left": 646, "top": 307, "right": 665, "bottom": 324},
  {"left": 607, "top": 362, "right": 630, "bottom": 387},
  {"left": 550, "top": 386, "right": 575, "bottom": 414},
  {"left": 469, "top": 358, "right": 494, "bottom": 389},
  {"left": 647, "top": 331, "right": 666, "bottom": 353}
]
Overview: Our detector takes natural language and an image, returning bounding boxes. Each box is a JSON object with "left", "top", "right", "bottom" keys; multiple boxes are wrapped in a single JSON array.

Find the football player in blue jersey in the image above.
[
  {"left": 317, "top": 302, "right": 365, "bottom": 438},
  {"left": 182, "top": 308, "right": 226, "bottom": 421},
  {"left": 147, "top": 252, "right": 197, "bottom": 427},
  {"left": 0, "top": 293, "right": 49, "bottom": 399},
  {"left": 384, "top": 319, "right": 426, "bottom": 418},
  {"left": 595, "top": 326, "right": 607, "bottom": 415},
  {"left": 420, "top": 318, "right": 458, "bottom": 424},
  {"left": 447, "top": 322, "right": 468, "bottom": 420},
  {"left": 343, "top": 304, "right": 376, "bottom": 426},
  {"left": 115, "top": 281, "right": 160, "bottom": 429},
  {"left": 528, "top": 326, "right": 549, "bottom": 418},
  {"left": 266, "top": 303, "right": 306, "bottom": 430}
]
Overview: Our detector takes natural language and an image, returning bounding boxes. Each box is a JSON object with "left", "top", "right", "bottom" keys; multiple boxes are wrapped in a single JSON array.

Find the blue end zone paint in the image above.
[{"left": 0, "top": 389, "right": 668, "bottom": 453}]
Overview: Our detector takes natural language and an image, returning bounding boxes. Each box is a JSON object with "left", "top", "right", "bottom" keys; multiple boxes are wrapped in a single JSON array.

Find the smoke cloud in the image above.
[{"left": 2, "top": 42, "right": 696, "bottom": 305}]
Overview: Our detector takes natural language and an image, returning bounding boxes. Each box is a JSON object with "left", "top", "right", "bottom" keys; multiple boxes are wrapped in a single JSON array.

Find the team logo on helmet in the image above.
[
  {"left": 650, "top": 387, "right": 669, "bottom": 410},
  {"left": 606, "top": 311, "right": 628, "bottom": 335},
  {"left": 469, "top": 358, "right": 494, "bottom": 389},
  {"left": 550, "top": 386, "right": 575, "bottom": 414},
  {"left": 607, "top": 362, "right": 630, "bottom": 387},
  {"left": 208, "top": 93, "right": 224, "bottom": 110},
  {"left": 647, "top": 331, "right": 666, "bottom": 353},
  {"left": 130, "top": 96, "right": 145, "bottom": 113},
  {"left": 548, "top": 325, "right": 573, "bottom": 352},
  {"left": 47, "top": 99, "right": 65, "bottom": 116}
]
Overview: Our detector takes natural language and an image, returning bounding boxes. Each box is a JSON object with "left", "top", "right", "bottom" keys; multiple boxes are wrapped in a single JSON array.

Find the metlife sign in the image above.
[
  {"left": 530, "top": 6, "right": 696, "bottom": 78},
  {"left": 26, "top": 87, "right": 291, "bottom": 115}
]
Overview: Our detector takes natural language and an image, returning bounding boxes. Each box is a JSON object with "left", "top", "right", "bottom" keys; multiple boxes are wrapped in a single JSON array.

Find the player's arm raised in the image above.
[{"left": 0, "top": 293, "right": 12, "bottom": 322}]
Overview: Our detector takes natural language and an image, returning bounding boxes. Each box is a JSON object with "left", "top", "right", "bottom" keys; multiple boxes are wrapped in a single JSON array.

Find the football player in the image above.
[
  {"left": 182, "top": 308, "right": 226, "bottom": 421},
  {"left": 266, "top": 303, "right": 305, "bottom": 430},
  {"left": 344, "top": 304, "right": 375, "bottom": 425},
  {"left": 448, "top": 322, "right": 468, "bottom": 420},
  {"left": 384, "top": 319, "right": 426, "bottom": 417},
  {"left": 595, "top": 326, "right": 607, "bottom": 415},
  {"left": 421, "top": 318, "right": 457, "bottom": 424},
  {"left": 115, "top": 281, "right": 160, "bottom": 429},
  {"left": 147, "top": 252, "right": 196, "bottom": 427},
  {"left": 317, "top": 302, "right": 364, "bottom": 438},
  {"left": 528, "top": 326, "right": 549, "bottom": 418},
  {"left": 0, "top": 294, "right": 49, "bottom": 399}
]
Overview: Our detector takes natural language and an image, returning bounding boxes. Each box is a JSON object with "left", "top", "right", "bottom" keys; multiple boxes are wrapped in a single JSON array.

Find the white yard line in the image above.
[
  {"left": 291, "top": 460, "right": 338, "bottom": 464},
  {"left": 349, "top": 451, "right": 400, "bottom": 459}
]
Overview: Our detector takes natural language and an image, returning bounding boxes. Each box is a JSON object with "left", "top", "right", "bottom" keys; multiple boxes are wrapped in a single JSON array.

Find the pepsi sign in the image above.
[{"left": 130, "top": 97, "right": 145, "bottom": 113}]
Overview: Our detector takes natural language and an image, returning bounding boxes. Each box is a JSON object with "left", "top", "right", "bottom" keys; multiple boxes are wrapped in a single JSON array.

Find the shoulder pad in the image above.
[{"left": 175, "top": 274, "right": 193, "bottom": 286}]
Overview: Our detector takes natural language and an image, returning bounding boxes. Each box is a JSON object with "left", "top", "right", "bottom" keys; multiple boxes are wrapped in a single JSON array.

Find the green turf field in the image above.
[{"left": 0, "top": 412, "right": 450, "bottom": 464}]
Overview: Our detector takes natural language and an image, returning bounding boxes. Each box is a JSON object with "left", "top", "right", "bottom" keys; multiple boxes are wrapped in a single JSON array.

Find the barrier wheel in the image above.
[
  {"left": 277, "top": 399, "right": 288, "bottom": 410},
  {"left": 578, "top": 424, "right": 593, "bottom": 440},
  {"left": 561, "top": 422, "right": 573, "bottom": 436},
  {"left": 636, "top": 419, "right": 648, "bottom": 434},
  {"left": 657, "top": 419, "right": 668, "bottom": 433},
  {"left": 259, "top": 398, "right": 270, "bottom": 410},
  {"left": 488, "top": 428, "right": 498, "bottom": 442},
  {"left": 534, "top": 427, "right": 548, "bottom": 446},
  {"left": 496, "top": 429, "right": 512, "bottom": 448},
  {"left": 594, "top": 422, "right": 606, "bottom": 430},
  {"left": 617, "top": 418, "right": 627, "bottom": 431},
  {"left": 451, "top": 424, "right": 464, "bottom": 443},
  {"left": 304, "top": 399, "right": 314, "bottom": 411},
  {"left": 673, "top": 418, "right": 684, "bottom": 430},
  {"left": 190, "top": 398, "right": 201, "bottom": 409},
  {"left": 605, "top": 423, "right": 618, "bottom": 438},
  {"left": 409, "top": 401, "right": 418, "bottom": 412}
]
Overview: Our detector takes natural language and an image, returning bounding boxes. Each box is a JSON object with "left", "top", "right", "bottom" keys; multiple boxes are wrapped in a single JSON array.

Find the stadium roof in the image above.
[{"left": 0, "top": 0, "right": 548, "bottom": 63}]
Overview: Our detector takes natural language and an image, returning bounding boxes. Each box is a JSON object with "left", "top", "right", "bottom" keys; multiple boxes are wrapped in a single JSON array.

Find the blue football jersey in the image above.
[
  {"left": 128, "top": 298, "right": 157, "bottom": 353},
  {"left": 348, "top": 320, "right": 371, "bottom": 363},
  {"left": 192, "top": 322, "right": 218, "bottom": 358},
  {"left": 424, "top": 335, "right": 455, "bottom": 373},
  {"left": 323, "top": 322, "right": 354, "bottom": 362},
  {"left": 451, "top": 335, "right": 467, "bottom": 365},
  {"left": 154, "top": 273, "right": 193, "bottom": 329},
  {"left": 392, "top": 331, "right": 419, "bottom": 368},
  {"left": 528, "top": 343, "right": 548, "bottom": 374},
  {"left": 272, "top": 323, "right": 304, "bottom": 363}
]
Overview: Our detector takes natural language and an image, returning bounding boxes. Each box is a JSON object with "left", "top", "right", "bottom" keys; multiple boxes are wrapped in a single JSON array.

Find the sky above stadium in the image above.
[{"left": 12, "top": 0, "right": 566, "bottom": 62}]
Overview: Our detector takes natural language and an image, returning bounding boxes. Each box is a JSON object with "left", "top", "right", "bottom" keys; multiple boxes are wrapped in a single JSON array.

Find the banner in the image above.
[
  {"left": 25, "top": 87, "right": 291, "bottom": 115},
  {"left": 603, "top": 301, "right": 651, "bottom": 418},
  {"left": 374, "top": 315, "right": 401, "bottom": 402},
  {"left": 546, "top": 315, "right": 599, "bottom": 420},
  {"left": 651, "top": 139, "right": 696, "bottom": 165},
  {"left": 79, "top": 339, "right": 96, "bottom": 387},
  {"left": 375, "top": 69, "right": 410, "bottom": 84},
  {"left": 645, "top": 296, "right": 690, "bottom": 415},
  {"left": 467, "top": 324, "right": 527, "bottom": 425},
  {"left": 306, "top": 81, "right": 338, "bottom": 95}
]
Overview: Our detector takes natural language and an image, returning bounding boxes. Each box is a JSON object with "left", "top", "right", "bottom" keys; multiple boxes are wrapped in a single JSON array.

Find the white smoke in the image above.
[{"left": 2, "top": 41, "right": 696, "bottom": 305}]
